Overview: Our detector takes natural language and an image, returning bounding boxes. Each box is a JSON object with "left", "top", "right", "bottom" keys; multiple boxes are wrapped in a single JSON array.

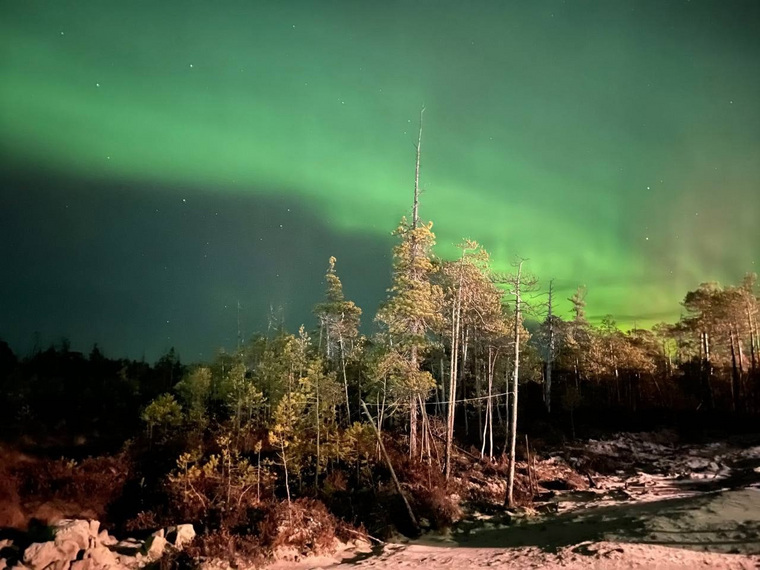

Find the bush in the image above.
[
  {"left": 166, "top": 435, "right": 274, "bottom": 530},
  {"left": 259, "top": 498, "right": 341, "bottom": 557},
  {"left": 14, "top": 453, "right": 131, "bottom": 526}
]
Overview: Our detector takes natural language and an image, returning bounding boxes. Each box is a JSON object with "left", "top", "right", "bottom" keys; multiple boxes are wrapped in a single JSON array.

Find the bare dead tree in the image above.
[
  {"left": 501, "top": 259, "right": 537, "bottom": 507},
  {"left": 412, "top": 106, "right": 425, "bottom": 230},
  {"left": 545, "top": 280, "right": 555, "bottom": 414},
  {"left": 506, "top": 260, "right": 523, "bottom": 507}
]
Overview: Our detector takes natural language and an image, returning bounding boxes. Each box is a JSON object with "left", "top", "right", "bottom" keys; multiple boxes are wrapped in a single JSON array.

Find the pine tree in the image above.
[
  {"left": 315, "top": 256, "right": 362, "bottom": 421},
  {"left": 376, "top": 219, "right": 443, "bottom": 458}
]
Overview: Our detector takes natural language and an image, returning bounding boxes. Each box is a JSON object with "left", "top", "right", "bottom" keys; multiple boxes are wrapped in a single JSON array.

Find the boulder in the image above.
[
  {"left": 114, "top": 539, "right": 141, "bottom": 555},
  {"left": 166, "top": 524, "right": 196, "bottom": 549},
  {"left": 97, "top": 532, "right": 117, "bottom": 547},
  {"left": 143, "top": 535, "right": 166, "bottom": 560},
  {"left": 70, "top": 560, "right": 97, "bottom": 570},
  {"left": 23, "top": 541, "right": 75, "bottom": 570},
  {"left": 52, "top": 519, "right": 93, "bottom": 551},
  {"left": 85, "top": 545, "right": 121, "bottom": 568},
  {"left": 55, "top": 539, "right": 81, "bottom": 562},
  {"left": 686, "top": 457, "right": 709, "bottom": 471}
]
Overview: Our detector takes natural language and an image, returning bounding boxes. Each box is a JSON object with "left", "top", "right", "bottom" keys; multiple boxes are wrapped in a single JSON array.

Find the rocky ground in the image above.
[
  {"left": 272, "top": 431, "right": 760, "bottom": 569},
  {"left": 3, "top": 431, "right": 760, "bottom": 569},
  {"left": 0, "top": 519, "right": 195, "bottom": 570}
]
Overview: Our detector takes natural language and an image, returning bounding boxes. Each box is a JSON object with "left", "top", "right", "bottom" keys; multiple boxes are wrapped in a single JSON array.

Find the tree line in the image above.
[
  {"left": 1, "top": 115, "right": 757, "bottom": 535},
  {"left": 1, "top": 200, "right": 757, "bottom": 514}
]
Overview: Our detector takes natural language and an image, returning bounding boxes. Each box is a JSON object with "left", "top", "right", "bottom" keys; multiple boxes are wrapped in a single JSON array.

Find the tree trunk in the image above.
[
  {"left": 438, "top": 356, "right": 445, "bottom": 416},
  {"left": 506, "top": 262, "right": 522, "bottom": 508},
  {"left": 481, "top": 346, "right": 496, "bottom": 459},
  {"left": 280, "top": 441, "right": 292, "bottom": 522},
  {"left": 729, "top": 328, "right": 740, "bottom": 412},
  {"left": 476, "top": 356, "right": 483, "bottom": 444},
  {"left": 315, "top": 374, "right": 321, "bottom": 488},
  {"left": 409, "top": 343, "right": 419, "bottom": 458},
  {"left": 501, "top": 365, "right": 510, "bottom": 457},
  {"left": 444, "top": 274, "right": 463, "bottom": 479},
  {"left": 462, "top": 328, "right": 469, "bottom": 436},
  {"left": 747, "top": 307, "right": 757, "bottom": 373},
  {"left": 545, "top": 281, "right": 554, "bottom": 414},
  {"left": 339, "top": 331, "right": 351, "bottom": 421},
  {"left": 702, "top": 330, "right": 715, "bottom": 409},
  {"left": 409, "top": 395, "right": 418, "bottom": 459}
]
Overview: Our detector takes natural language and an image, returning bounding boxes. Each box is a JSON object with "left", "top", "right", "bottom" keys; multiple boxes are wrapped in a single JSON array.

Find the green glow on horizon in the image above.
[{"left": 2, "top": 0, "right": 758, "bottom": 329}]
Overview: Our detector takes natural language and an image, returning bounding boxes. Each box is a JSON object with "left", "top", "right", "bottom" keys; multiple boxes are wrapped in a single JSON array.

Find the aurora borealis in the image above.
[{"left": 1, "top": 1, "right": 759, "bottom": 360}]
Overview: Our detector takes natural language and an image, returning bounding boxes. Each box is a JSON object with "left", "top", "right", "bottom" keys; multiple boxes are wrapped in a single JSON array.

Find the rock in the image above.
[
  {"left": 56, "top": 539, "right": 81, "bottom": 562},
  {"left": 70, "top": 560, "right": 97, "bottom": 570},
  {"left": 86, "top": 545, "right": 120, "bottom": 568},
  {"left": 0, "top": 557, "right": 6, "bottom": 570},
  {"left": 151, "top": 529, "right": 164, "bottom": 539},
  {"left": 52, "top": 519, "right": 93, "bottom": 551},
  {"left": 24, "top": 541, "right": 75, "bottom": 570},
  {"left": 143, "top": 535, "right": 166, "bottom": 560},
  {"left": 166, "top": 524, "right": 196, "bottom": 549},
  {"left": 115, "top": 539, "right": 141, "bottom": 555},
  {"left": 686, "top": 458, "right": 709, "bottom": 471},
  {"left": 97, "top": 531, "right": 117, "bottom": 547}
]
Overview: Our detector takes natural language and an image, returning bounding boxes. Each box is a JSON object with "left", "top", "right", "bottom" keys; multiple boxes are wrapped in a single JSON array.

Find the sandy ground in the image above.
[
  {"left": 269, "top": 433, "right": 760, "bottom": 569},
  {"left": 316, "top": 540, "right": 760, "bottom": 569},
  {"left": 272, "top": 490, "right": 760, "bottom": 569}
]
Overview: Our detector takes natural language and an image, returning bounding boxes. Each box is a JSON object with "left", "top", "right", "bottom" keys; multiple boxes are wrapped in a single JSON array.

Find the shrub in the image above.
[
  {"left": 166, "top": 435, "right": 274, "bottom": 529},
  {"left": 141, "top": 394, "right": 183, "bottom": 443},
  {"left": 259, "top": 498, "right": 340, "bottom": 557}
]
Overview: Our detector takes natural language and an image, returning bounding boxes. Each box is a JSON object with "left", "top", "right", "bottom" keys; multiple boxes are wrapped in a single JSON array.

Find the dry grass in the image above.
[{"left": 0, "top": 446, "right": 131, "bottom": 529}]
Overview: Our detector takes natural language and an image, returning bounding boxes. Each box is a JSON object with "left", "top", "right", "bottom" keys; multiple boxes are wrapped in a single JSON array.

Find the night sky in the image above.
[{"left": 1, "top": 1, "right": 759, "bottom": 361}]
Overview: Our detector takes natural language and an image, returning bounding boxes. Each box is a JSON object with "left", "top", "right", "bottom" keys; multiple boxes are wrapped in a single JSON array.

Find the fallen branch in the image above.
[
  {"left": 341, "top": 526, "right": 386, "bottom": 545},
  {"left": 361, "top": 400, "right": 419, "bottom": 532}
]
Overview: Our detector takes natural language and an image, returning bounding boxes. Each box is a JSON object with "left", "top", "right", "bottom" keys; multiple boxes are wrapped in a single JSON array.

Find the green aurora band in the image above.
[{"left": 2, "top": 0, "right": 759, "bottom": 331}]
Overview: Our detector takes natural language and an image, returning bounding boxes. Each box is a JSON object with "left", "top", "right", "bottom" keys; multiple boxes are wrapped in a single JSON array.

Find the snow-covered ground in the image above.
[{"left": 271, "top": 432, "right": 760, "bottom": 569}]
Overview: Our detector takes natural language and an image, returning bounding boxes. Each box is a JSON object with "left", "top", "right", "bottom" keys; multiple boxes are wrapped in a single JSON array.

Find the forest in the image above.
[{"left": 1, "top": 199, "right": 758, "bottom": 567}]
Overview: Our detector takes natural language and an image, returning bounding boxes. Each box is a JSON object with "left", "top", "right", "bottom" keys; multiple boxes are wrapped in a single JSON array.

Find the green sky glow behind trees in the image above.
[{"left": 1, "top": 0, "right": 759, "bottom": 356}]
